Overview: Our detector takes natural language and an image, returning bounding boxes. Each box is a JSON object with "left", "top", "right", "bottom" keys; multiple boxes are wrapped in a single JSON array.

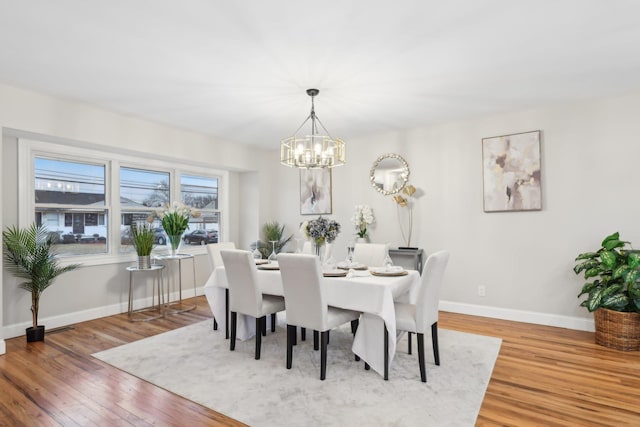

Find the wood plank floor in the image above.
[{"left": 1, "top": 297, "right": 639, "bottom": 426}]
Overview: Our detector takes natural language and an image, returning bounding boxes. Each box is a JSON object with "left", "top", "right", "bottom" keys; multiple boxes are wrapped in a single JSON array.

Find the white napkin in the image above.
[
  {"left": 369, "top": 266, "right": 404, "bottom": 274},
  {"left": 337, "top": 261, "right": 365, "bottom": 269}
]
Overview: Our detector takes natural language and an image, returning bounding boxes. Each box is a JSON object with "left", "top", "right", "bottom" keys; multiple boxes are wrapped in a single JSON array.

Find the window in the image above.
[
  {"left": 120, "top": 167, "right": 170, "bottom": 252},
  {"left": 34, "top": 157, "right": 108, "bottom": 255},
  {"left": 180, "top": 174, "right": 220, "bottom": 243},
  {"left": 21, "top": 138, "right": 226, "bottom": 263}
]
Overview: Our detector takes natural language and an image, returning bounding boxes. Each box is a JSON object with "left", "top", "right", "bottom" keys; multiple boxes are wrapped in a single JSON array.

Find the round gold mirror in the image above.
[{"left": 370, "top": 153, "right": 410, "bottom": 195}]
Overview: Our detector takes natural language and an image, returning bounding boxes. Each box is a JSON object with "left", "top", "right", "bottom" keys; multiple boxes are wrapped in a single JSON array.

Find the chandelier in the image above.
[{"left": 280, "top": 88, "right": 346, "bottom": 169}]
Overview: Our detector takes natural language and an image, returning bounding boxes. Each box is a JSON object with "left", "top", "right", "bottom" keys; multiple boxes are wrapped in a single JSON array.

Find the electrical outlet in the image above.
[{"left": 478, "top": 285, "right": 486, "bottom": 297}]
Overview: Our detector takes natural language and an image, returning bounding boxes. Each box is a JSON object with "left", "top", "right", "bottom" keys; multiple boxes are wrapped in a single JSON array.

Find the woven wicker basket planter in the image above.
[{"left": 594, "top": 308, "right": 640, "bottom": 351}]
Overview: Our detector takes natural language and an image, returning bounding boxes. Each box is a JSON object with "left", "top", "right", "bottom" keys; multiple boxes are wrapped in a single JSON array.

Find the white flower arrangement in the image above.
[{"left": 350, "top": 204, "right": 374, "bottom": 238}]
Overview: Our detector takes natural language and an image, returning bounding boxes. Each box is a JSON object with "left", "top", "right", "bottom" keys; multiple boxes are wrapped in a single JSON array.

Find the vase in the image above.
[
  {"left": 314, "top": 241, "right": 325, "bottom": 264},
  {"left": 167, "top": 234, "right": 183, "bottom": 257},
  {"left": 136, "top": 255, "right": 151, "bottom": 269},
  {"left": 356, "top": 237, "right": 368, "bottom": 244}
]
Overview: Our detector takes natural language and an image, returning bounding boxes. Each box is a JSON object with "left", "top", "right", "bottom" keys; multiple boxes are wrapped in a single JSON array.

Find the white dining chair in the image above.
[
  {"left": 206, "top": 242, "right": 235, "bottom": 334},
  {"left": 278, "top": 253, "right": 361, "bottom": 380},
  {"left": 221, "top": 249, "right": 286, "bottom": 360},
  {"left": 352, "top": 243, "right": 389, "bottom": 267},
  {"left": 390, "top": 250, "right": 450, "bottom": 382}
]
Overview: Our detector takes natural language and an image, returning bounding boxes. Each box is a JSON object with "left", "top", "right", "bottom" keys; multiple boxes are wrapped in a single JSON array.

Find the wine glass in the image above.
[
  {"left": 252, "top": 240, "right": 262, "bottom": 260},
  {"left": 346, "top": 241, "right": 354, "bottom": 267},
  {"left": 268, "top": 240, "right": 278, "bottom": 263},
  {"left": 384, "top": 253, "right": 394, "bottom": 270},
  {"left": 295, "top": 238, "right": 303, "bottom": 253}
]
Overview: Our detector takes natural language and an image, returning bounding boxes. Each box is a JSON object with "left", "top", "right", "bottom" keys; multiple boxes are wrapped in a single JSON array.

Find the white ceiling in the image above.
[{"left": 1, "top": 1, "right": 640, "bottom": 149}]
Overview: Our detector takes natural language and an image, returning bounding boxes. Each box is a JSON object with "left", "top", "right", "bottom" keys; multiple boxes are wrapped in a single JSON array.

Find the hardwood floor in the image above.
[{"left": 0, "top": 297, "right": 639, "bottom": 426}]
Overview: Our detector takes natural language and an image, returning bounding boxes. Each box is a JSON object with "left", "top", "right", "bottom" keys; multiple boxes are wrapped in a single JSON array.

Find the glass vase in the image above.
[
  {"left": 167, "top": 234, "right": 183, "bottom": 257},
  {"left": 314, "top": 241, "right": 325, "bottom": 264}
]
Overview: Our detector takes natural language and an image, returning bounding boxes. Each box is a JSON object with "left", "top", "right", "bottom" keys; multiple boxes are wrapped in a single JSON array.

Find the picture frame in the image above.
[
  {"left": 300, "top": 168, "right": 332, "bottom": 215},
  {"left": 482, "top": 130, "right": 542, "bottom": 212}
]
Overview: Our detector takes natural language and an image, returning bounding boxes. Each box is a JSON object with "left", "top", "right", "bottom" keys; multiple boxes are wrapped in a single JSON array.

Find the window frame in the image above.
[{"left": 19, "top": 138, "right": 228, "bottom": 267}]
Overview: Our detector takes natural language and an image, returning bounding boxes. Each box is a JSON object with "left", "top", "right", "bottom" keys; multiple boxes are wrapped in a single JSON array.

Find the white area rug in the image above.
[{"left": 93, "top": 319, "right": 501, "bottom": 426}]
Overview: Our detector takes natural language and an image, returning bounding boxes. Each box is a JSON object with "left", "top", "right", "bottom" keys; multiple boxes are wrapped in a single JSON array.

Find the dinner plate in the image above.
[
  {"left": 257, "top": 264, "right": 279, "bottom": 270},
  {"left": 254, "top": 259, "right": 269, "bottom": 265},
  {"left": 323, "top": 270, "right": 348, "bottom": 277},
  {"left": 370, "top": 270, "right": 408, "bottom": 277}
]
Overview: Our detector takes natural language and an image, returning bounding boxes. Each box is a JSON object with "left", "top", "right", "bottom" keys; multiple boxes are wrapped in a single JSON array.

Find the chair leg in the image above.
[
  {"left": 293, "top": 327, "right": 297, "bottom": 346},
  {"left": 230, "top": 311, "right": 237, "bottom": 351},
  {"left": 417, "top": 332, "right": 427, "bottom": 382},
  {"left": 432, "top": 322, "right": 440, "bottom": 366},
  {"left": 301, "top": 327, "right": 306, "bottom": 341},
  {"left": 255, "top": 317, "right": 263, "bottom": 360},
  {"left": 261, "top": 316, "right": 267, "bottom": 337},
  {"left": 320, "top": 330, "right": 328, "bottom": 380},
  {"left": 350, "top": 319, "right": 359, "bottom": 335},
  {"left": 364, "top": 362, "right": 370, "bottom": 370},
  {"left": 327, "top": 330, "right": 330, "bottom": 344},
  {"left": 213, "top": 317, "right": 218, "bottom": 330},
  {"left": 271, "top": 313, "right": 276, "bottom": 332},
  {"left": 408, "top": 332, "right": 412, "bottom": 354},
  {"left": 384, "top": 325, "right": 389, "bottom": 381},
  {"left": 313, "top": 330, "right": 319, "bottom": 350},
  {"left": 286, "top": 324, "right": 294, "bottom": 369},
  {"left": 225, "top": 289, "right": 230, "bottom": 339}
]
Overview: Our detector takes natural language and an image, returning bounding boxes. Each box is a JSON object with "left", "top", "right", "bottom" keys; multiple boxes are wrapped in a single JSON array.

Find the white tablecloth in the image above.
[{"left": 203, "top": 266, "right": 421, "bottom": 376}]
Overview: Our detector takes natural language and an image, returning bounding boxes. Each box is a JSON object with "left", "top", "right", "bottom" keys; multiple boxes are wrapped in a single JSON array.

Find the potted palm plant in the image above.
[
  {"left": 573, "top": 232, "right": 640, "bottom": 350},
  {"left": 130, "top": 222, "right": 155, "bottom": 269},
  {"left": 2, "top": 224, "right": 81, "bottom": 342}
]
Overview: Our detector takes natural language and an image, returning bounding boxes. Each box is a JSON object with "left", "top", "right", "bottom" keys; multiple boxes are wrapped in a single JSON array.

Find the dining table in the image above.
[{"left": 203, "top": 263, "right": 421, "bottom": 377}]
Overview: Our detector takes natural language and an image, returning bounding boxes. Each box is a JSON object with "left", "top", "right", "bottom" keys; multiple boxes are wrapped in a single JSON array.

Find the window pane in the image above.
[
  {"left": 183, "top": 211, "right": 220, "bottom": 245},
  {"left": 181, "top": 174, "right": 218, "bottom": 209},
  {"left": 120, "top": 167, "right": 169, "bottom": 208},
  {"left": 36, "top": 208, "right": 108, "bottom": 255},
  {"left": 35, "top": 158, "right": 105, "bottom": 205}
]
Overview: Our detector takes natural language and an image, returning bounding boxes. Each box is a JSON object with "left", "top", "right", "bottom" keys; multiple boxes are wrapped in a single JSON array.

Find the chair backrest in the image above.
[
  {"left": 415, "top": 250, "right": 450, "bottom": 333},
  {"left": 353, "top": 243, "right": 389, "bottom": 267},
  {"left": 220, "top": 249, "right": 262, "bottom": 317},
  {"left": 302, "top": 241, "right": 332, "bottom": 260},
  {"left": 206, "top": 242, "right": 236, "bottom": 270},
  {"left": 278, "top": 253, "right": 328, "bottom": 331}
]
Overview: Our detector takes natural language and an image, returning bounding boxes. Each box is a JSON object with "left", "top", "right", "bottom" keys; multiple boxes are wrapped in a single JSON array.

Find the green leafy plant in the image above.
[
  {"left": 2, "top": 224, "right": 81, "bottom": 329},
  {"left": 573, "top": 232, "right": 640, "bottom": 312},
  {"left": 130, "top": 222, "right": 155, "bottom": 256},
  {"left": 258, "top": 221, "right": 293, "bottom": 259}
]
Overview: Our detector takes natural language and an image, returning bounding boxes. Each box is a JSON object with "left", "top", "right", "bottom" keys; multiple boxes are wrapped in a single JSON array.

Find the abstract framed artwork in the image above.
[
  {"left": 300, "top": 168, "right": 332, "bottom": 215},
  {"left": 482, "top": 130, "right": 542, "bottom": 212}
]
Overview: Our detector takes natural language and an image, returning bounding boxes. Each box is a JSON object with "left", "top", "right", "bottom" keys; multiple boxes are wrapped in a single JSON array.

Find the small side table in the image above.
[
  {"left": 156, "top": 254, "right": 197, "bottom": 314},
  {"left": 389, "top": 248, "right": 424, "bottom": 273},
  {"left": 127, "top": 264, "right": 165, "bottom": 322}
]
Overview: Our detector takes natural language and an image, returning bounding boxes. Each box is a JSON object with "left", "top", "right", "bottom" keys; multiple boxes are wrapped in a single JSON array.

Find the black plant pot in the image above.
[{"left": 26, "top": 325, "right": 45, "bottom": 342}]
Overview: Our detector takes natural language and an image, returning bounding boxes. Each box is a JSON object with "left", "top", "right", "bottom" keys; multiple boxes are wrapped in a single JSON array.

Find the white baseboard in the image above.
[
  {"left": 2, "top": 288, "right": 205, "bottom": 340},
  {"left": 0, "top": 339, "right": 5, "bottom": 355},
  {"left": 440, "top": 300, "right": 595, "bottom": 332},
  {"left": 2, "top": 292, "right": 592, "bottom": 340}
]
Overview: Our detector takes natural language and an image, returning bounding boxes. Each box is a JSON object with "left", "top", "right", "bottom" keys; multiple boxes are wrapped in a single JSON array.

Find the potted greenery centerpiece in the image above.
[
  {"left": 130, "top": 222, "right": 155, "bottom": 269},
  {"left": 573, "top": 232, "right": 640, "bottom": 350},
  {"left": 257, "top": 221, "right": 293, "bottom": 259},
  {"left": 2, "top": 224, "right": 81, "bottom": 342}
]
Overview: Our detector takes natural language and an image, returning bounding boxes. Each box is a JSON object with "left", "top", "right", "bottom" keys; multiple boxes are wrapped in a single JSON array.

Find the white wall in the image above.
[
  {"left": 0, "top": 84, "right": 271, "bottom": 339},
  {"left": 269, "top": 91, "right": 640, "bottom": 331}
]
